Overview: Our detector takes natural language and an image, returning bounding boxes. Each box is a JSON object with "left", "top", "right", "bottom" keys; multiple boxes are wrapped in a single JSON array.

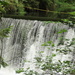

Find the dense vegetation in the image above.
[
  {"left": 0, "top": 0, "right": 75, "bottom": 74},
  {"left": 0, "top": 0, "right": 75, "bottom": 19}
]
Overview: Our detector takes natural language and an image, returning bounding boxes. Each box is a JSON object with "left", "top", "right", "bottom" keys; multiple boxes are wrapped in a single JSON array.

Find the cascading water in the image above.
[{"left": 0, "top": 18, "right": 75, "bottom": 75}]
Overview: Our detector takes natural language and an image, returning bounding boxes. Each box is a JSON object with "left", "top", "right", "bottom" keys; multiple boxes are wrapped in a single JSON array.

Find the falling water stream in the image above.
[{"left": 0, "top": 18, "right": 75, "bottom": 75}]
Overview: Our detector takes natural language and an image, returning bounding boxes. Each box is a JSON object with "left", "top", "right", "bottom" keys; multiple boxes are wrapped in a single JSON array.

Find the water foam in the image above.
[{"left": 0, "top": 67, "right": 23, "bottom": 75}]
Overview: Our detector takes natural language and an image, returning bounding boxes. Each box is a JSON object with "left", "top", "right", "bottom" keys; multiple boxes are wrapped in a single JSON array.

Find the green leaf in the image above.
[
  {"left": 52, "top": 54, "right": 56, "bottom": 57},
  {"left": 52, "top": 43, "right": 55, "bottom": 47},
  {"left": 56, "top": 49, "right": 60, "bottom": 51},
  {"left": 58, "top": 29, "right": 67, "bottom": 33},
  {"left": 0, "top": 26, "right": 12, "bottom": 38},
  {"left": 63, "top": 61, "right": 71, "bottom": 64},
  {"left": 70, "top": 41, "right": 75, "bottom": 45},
  {"left": 16, "top": 68, "right": 24, "bottom": 73},
  {"left": 40, "top": 51, "right": 44, "bottom": 53},
  {"left": 69, "top": 11, "right": 75, "bottom": 16},
  {"left": 41, "top": 43, "right": 48, "bottom": 46},
  {"left": 72, "top": 38, "right": 75, "bottom": 41},
  {"left": 34, "top": 57, "right": 42, "bottom": 62},
  {"left": 0, "top": 56, "right": 8, "bottom": 67},
  {"left": 47, "top": 41, "right": 52, "bottom": 44},
  {"left": 61, "top": 19, "right": 69, "bottom": 22},
  {"left": 65, "top": 39, "right": 70, "bottom": 41}
]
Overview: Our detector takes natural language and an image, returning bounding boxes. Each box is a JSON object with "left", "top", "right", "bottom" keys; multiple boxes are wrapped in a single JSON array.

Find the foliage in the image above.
[
  {"left": 23, "top": 0, "right": 39, "bottom": 8},
  {"left": 5, "top": 3, "right": 17, "bottom": 14},
  {"left": 0, "top": 26, "right": 12, "bottom": 68},
  {"left": 57, "top": 29, "right": 67, "bottom": 33},
  {"left": 61, "top": 19, "right": 74, "bottom": 26},
  {"left": 0, "top": 3, "right": 6, "bottom": 14},
  {"left": 16, "top": 2, "right": 26, "bottom": 15},
  {"left": 16, "top": 68, "right": 39, "bottom": 75},
  {"left": 0, "top": 0, "right": 25, "bottom": 15},
  {"left": 69, "top": 11, "right": 75, "bottom": 16},
  {"left": 16, "top": 68, "right": 25, "bottom": 73},
  {"left": 0, "top": 0, "right": 75, "bottom": 19},
  {"left": 0, "top": 56, "right": 8, "bottom": 68},
  {"left": 0, "top": 1, "right": 9, "bottom": 16},
  {"left": 0, "top": 26, "right": 12, "bottom": 38},
  {"left": 16, "top": 29, "right": 75, "bottom": 75}
]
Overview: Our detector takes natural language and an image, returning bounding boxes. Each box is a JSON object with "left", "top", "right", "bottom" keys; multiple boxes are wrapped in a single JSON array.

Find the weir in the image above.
[{"left": 0, "top": 18, "right": 75, "bottom": 75}]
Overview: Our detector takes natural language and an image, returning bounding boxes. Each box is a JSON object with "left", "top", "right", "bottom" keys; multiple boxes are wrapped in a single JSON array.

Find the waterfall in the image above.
[{"left": 0, "top": 18, "right": 75, "bottom": 75}]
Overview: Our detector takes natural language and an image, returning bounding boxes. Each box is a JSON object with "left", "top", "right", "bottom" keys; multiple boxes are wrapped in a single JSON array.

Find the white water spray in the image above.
[
  {"left": 0, "top": 18, "right": 75, "bottom": 75},
  {"left": 0, "top": 67, "right": 23, "bottom": 75}
]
